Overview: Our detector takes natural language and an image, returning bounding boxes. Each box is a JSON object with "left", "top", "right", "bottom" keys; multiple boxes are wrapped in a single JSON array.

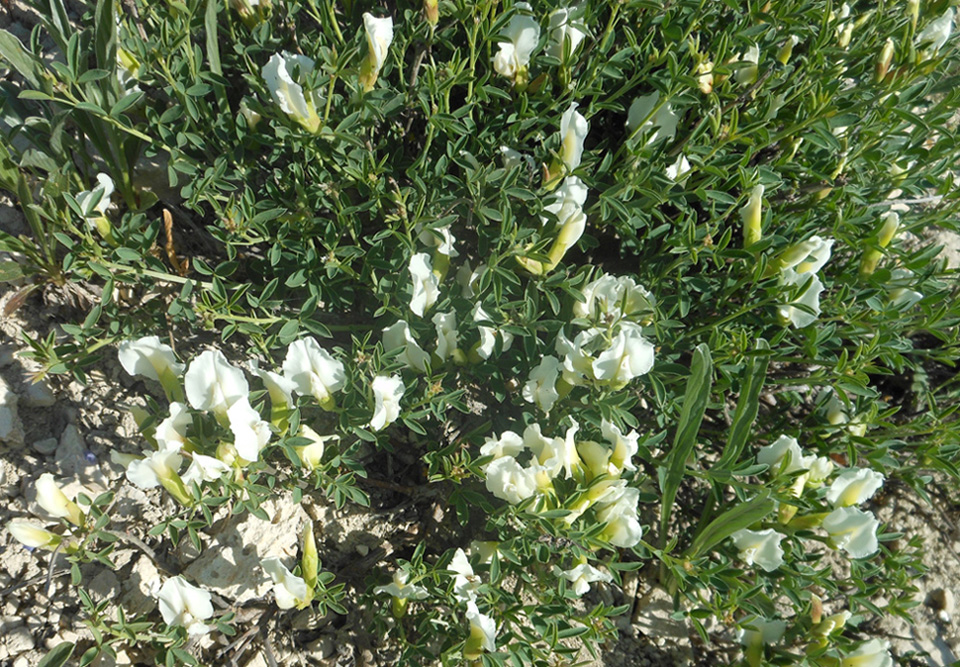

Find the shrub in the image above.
[{"left": 2, "top": 0, "right": 960, "bottom": 664}]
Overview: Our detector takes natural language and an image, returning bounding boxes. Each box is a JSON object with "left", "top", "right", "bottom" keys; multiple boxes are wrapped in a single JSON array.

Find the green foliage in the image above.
[{"left": 4, "top": 0, "right": 960, "bottom": 665}]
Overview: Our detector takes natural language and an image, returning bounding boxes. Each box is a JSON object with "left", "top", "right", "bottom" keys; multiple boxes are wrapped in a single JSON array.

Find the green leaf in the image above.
[
  {"left": 0, "top": 30, "right": 45, "bottom": 89},
  {"left": 205, "top": 0, "right": 222, "bottom": 75},
  {"left": 715, "top": 339, "right": 770, "bottom": 471},
  {"left": 93, "top": 0, "right": 117, "bottom": 74},
  {"left": 0, "top": 260, "right": 26, "bottom": 282},
  {"left": 686, "top": 492, "right": 776, "bottom": 558},
  {"left": 660, "top": 343, "right": 713, "bottom": 546},
  {"left": 38, "top": 642, "right": 75, "bottom": 667}
]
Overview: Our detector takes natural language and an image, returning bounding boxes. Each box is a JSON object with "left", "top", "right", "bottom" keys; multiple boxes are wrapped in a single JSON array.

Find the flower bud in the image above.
[
  {"left": 875, "top": 38, "right": 894, "bottom": 83},
  {"left": 8, "top": 520, "right": 61, "bottom": 550},
  {"left": 35, "top": 474, "right": 84, "bottom": 526},
  {"left": 359, "top": 14, "right": 394, "bottom": 93},
  {"left": 696, "top": 61, "right": 714, "bottom": 94},
  {"left": 423, "top": 0, "right": 438, "bottom": 26},
  {"left": 777, "top": 36, "right": 799, "bottom": 65},
  {"left": 859, "top": 211, "right": 899, "bottom": 278},
  {"left": 741, "top": 184, "right": 765, "bottom": 248}
]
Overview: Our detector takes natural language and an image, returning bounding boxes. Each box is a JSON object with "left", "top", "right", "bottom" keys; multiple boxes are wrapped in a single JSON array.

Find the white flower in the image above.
[
  {"left": 432, "top": 311, "right": 458, "bottom": 361},
  {"left": 555, "top": 326, "right": 597, "bottom": 384},
  {"left": 546, "top": 6, "right": 586, "bottom": 59},
  {"left": 559, "top": 102, "right": 589, "bottom": 173},
  {"left": 473, "top": 305, "right": 514, "bottom": 360},
  {"left": 419, "top": 225, "right": 458, "bottom": 258},
  {"left": 574, "top": 274, "right": 655, "bottom": 322},
  {"left": 735, "top": 44, "right": 760, "bottom": 85},
  {"left": 778, "top": 236, "right": 834, "bottom": 275},
  {"left": 601, "top": 419, "right": 639, "bottom": 473},
  {"left": 180, "top": 454, "right": 230, "bottom": 486},
  {"left": 283, "top": 338, "right": 346, "bottom": 409},
  {"left": 778, "top": 269, "right": 825, "bottom": 328},
  {"left": 157, "top": 576, "right": 214, "bottom": 636},
  {"left": 35, "top": 473, "right": 83, "bottom": 526},
  {"left": 374, "top": 570, "right": 428, "bottom": 600},
  {"left": 155, "top": 402, "right": 191, "bottom": 451},
  {"left": 826, "top": 468, "right": 884, "bottom": 508},
  {"left": 449, "top": 548, "right": 481, "bottom": 602},
  {"left": 596, "top": 487, "right": 643, "bottom": 548},
  {"left": 730, "top": 528, "right": 785, "bottom": 572},
  {"left": 757, "top": 435, "right": 806, "bottom": 475},
  {"left": 409, "top": 253, "right": 440, "bottom": 317},
  {"left": 555, "top": 562, "right": 612, "bottom": 596},
  {"left": 261, "top": 557, "right": 310, "bottom": 609},
  {"left": 484, "top": 456, "right": 538, "bottom": 505},
  {"left": 185, "top": 349, "right": 249, "bottom": 416},
  {"left": 500, "top": 146, "right": 524, "bottom": 170},
  {"left": 592, "top": 322, "right": 655, "bottom": 387},
  {"left": 250, "top": 360, "right": 297, "bottom": 411},
  {"left": 464, "top": 602, "right": 497, "bottom": 659},
  {"left": 480, "top": 431, "right": 525, "bottom": 464},
  {"left": 841, "top": 639, "right": 894, "bottom": 667},
  {"left": 382, "top": 320, "right": 430, "bottom": 372},
  {"left": 665, "top": 154, "right": 692, "bottom": 181},
  {"left": 493, "top": 2, "right": 540, "bottom": 80},
  {"left": 7, "top": 520, "right": 60, "bottom": 549},
  {"left": 360, "top": 14, "right": 394, "bottom": 91},
  {"left": 523, "top": 422, "right": 581, "bottom": 480},
  {"left": 805, "top": 456, "right": 835, "bottom": 486},
  {"left": 125, "top": 446, "right": 183, "bottom": 490},
  {"left": 626, "top": 92, "right": 679, "bottom": 145},
  {"left": 823, "top": 507, "right": 880, "bottom": 558},
  {"left": 118, "top": 336, "right": 184, "bottom": 383},
  {"left": 531, "top": 176, "right": 589, "bottom": 273},
  {"left": 262, "top": 52, "right": 321, "bottom": 133},
  {"left": 76, "top": 174, "right": 115, "bottom": 218},
  {"left": 227, "top": 397, "right": 272, "bottom": 461},
  {"left": 917, "top": 8, "right": 954, "bottom": 55},
  {"left": 523, "top": 355, "right": 561, "bottom": 413},
  {"left": 371, "top": 375, "right": 404, "bottom": 431},
  {"left": 456, "top": 261, "right": 483, "bottom": 299}
]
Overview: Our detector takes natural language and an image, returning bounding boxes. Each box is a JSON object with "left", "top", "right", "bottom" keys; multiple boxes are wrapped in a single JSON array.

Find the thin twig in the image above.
[
  {"left": 45, "top": 540, "right": 65, "bottom": 597},
  {"left": 866, "top": 195, "right": 944, "bottom": 208}
]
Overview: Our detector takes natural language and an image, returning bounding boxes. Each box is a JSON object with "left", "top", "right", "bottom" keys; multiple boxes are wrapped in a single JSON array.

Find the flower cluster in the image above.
[
  {"left": 481, "top": 418, "right": 643, "bottom": 550},
  {"left": 112, "top": 335, "right": 382, "bottom": 504}
]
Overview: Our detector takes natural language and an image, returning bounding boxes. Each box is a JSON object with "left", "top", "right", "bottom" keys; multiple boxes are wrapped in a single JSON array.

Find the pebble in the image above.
[
  {"left": 21, "top": 379, "right": 55, "bottom": 407},
  {"left": 32, "top": 437, "right": 59, "bottom": 455},
  {"left": 0, "top": 376, "right": 24, "bottom": 445},
  {"left": 0, "top": 346, "right": 14, "bottom": 368},
  {"left": 928, "top": 588, "right": 955, "bottom": 613},
  {"left": 3, "top": 624, "right": 34, "bottom": 655}
]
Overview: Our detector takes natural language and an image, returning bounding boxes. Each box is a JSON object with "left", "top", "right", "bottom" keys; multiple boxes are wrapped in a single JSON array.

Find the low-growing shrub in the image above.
[{"left": 2, "top": 0, "right": 960, "bottom": 664}]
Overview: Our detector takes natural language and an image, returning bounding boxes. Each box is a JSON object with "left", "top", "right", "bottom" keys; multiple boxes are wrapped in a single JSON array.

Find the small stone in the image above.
[
  {"left": 3, "top": 625, "right": 34, "bottom": 655},
  {"left": 21, "top": 379, "right": 56, "bottom": 407},
  {"left": 356, "top": 544, "right": 369, "bottom": 556},
  {"left": 32, "top": 438, "right": 59, "bottom": 455},
  {"left": 307, "top": 637, "right": 335, "bottom": 659},
  {"left": 927, "top": 588, "right": 955, "bottom": 613},
  {"left": 0, "top": 376, "right": 24, "bottom": 446},
  {"left": 0, "top": 346, "right": 15, "bottom": 368}
]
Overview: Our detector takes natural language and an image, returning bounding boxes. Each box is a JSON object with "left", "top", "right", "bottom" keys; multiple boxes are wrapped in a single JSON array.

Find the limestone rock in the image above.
[{"left": 183, "top": 496, "right": 308, "bottom": 604}]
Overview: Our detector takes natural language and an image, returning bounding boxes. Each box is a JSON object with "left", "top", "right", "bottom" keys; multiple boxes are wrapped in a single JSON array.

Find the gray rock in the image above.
[
  {"left": 32, "top": 437, "right": 59, "bottom": 455},
  {"left": 0, "top": 376, "right": 24, "bottom": 445},
  {"left": 21, "top": 379, "right": 56, "bottom": 408}
]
